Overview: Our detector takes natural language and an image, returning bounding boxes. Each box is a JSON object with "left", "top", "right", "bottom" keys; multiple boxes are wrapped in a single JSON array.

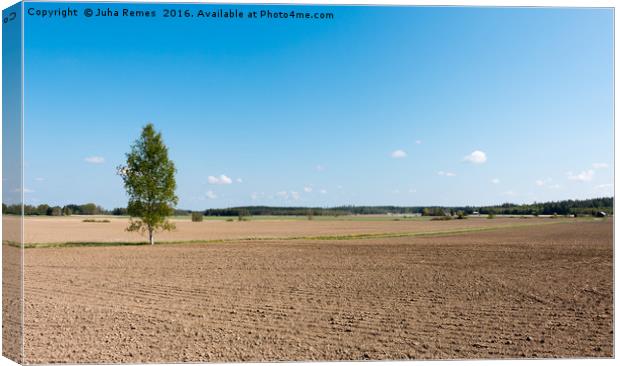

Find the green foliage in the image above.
[
  {"left": 82, "top": 219, "right": 110, "bottom": 223},
  {"left": 238, "top": 208, "right": 251, "bottom": 221},
  {"left": 456, "top": 210, "right": 467, "bottom": 219},
  {"left": 80, "top": 203, "right": 98, "bottom": 215},
  {"left": 111, "top": 207, "right": 128, "bottom": 215},
  {"left": 118, "top": 123, "right": 178, "bottom": 245},
  {"left": 307, "top": 209, "right": 314, "bottom": 220},
  {"left": 63, "top": 203, "right": 105, "bottom": 215},
  {"left": 422, "top": 207, "right": 447, "bottom": 216},
  {"left": 431, "top": 216, "right": 452, "bottom": 221},
  {"left": 5, "top": 197, "right": 613, "bottom": 219},
  {"left": 487, "top": 213, "right": 495, "bottom": 219},
  {"left": 49, "top": 206, "right": 62, "bottom": 216},
  {"left": 191, "top": 212, "right": 203, "bottom": 222},
  {"left": 477, "top": 197, "right": 614, "bottom": 216}
]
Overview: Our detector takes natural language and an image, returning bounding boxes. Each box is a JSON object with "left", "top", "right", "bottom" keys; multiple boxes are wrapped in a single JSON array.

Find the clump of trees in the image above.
[
  {"left": 238, "top": 208, "right": 250, "bottom": 221},
  {"left": 422, "top": 207, "right": 448, "bottom": 216},
  {"left": 2, "top": 203, "right": 105, "bottom": 216},
  {"left": 65, "top": 203, "right": 106, "bottom": 215},
  {"left": 430, "top": 216, "right": 452, "bottom": 221},
  {"left": 191, "top": 212, "right": 203, "bottom": 222},
  {"left": 111, "top": 207, "right": 128, "bottom": 216},
  {"left": 83, "top": 218, "right": 110, "bottom": 223}
]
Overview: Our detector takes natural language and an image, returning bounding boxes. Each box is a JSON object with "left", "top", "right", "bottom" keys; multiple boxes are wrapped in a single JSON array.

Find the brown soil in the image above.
[
  {"left": 3, "top": 215, "right": 23, "bottom": 361},
  {"left": 21, "top": 216, "right": 567, "bottom": 244},
  {"left": 21, "top": 220, "right": 612, "bottom": 363}
]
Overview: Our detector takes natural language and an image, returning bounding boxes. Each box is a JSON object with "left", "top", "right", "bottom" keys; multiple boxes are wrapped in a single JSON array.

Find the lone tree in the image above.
[{"left": 118, "top": 123, "right": 178, "bottom": 245}]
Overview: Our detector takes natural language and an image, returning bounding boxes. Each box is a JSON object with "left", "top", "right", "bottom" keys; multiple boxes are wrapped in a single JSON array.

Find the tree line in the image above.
[
  {"left": 2, "top": 203, "right": 106, "bottom": 216},
  {"left": 475, "top": 197, "right": 613, "bottom": 216},
  {"left": 3, "top": 197, "right": 613, "bottom": 218},
  {"left": 1, "top": 202, "right": 190, "bottom": 217},
  {"left": 202, "top": 197, "right": 613, "bottom": 217},
  {"left": 203, "top": 206, "right": 351, "bottom": 217}
]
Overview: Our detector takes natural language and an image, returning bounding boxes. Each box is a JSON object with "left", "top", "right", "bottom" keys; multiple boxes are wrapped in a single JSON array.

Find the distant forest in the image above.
[
  {"left": 3, "top": 197, "right": 613, "bottom": 217},
  {"left": 203, "top": 197, "right": 614, "bottom": 217}
]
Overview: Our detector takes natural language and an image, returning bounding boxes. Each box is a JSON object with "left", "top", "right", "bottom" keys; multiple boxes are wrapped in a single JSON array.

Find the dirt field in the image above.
[
  {"left": 16, "top": 215, "right": 574, "bottom": 244},
  {"left": 20, "top": 219, "right": 612, "bottom": 363},
  {"left": 2, "top": 215, "right": 22, "bottom": 362}
]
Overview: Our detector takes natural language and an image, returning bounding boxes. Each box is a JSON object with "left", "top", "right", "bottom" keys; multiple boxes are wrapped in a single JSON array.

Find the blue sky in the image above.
[
  {"left": 22, "top": 3, "right": 613, "bottom": 209},
  {"left": 3, "top": 1, "right": 22, "bottom": 206}
]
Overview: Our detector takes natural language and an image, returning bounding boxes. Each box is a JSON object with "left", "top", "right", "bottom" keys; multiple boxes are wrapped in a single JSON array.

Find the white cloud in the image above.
[
  {"left": 593, "top": 163, "right": 608, "bottom": 169},
  {"left": 315, "top": 164, "right": 325, "bottom": 172},
  {"left": 319, "top": 189, "right": 327, "bottom": 194},
  {"left": 303, "top": 186, "right": 313, "bottom": 193},
  {"left": 567, "top": 170, "right": 594, "bottom": 182},
  {"left": 84, "top": 156, "right": 105, "bottom": 164},
  {"left": 535, "top": 178, "right": 553, "bottom": 187},
  {"left": 536, "top": 178, "right": 561, "bottom": 189},
  {"left": 276, "top": 191, "right": 301, "bottom": 201},
  {"left": 408, "top": 188, "right": 417, "bottom": 193},
  {"left": 34, "top": 177, "right": 45, "bottom": 182},
  {"left": 208, "top": 174, "right": 233, "bottom": 185},
  {"left": 415, "top": 140, "right": 422, "bottom": 145},
  {"left": 236, "top": 178, "right": 243, "bottom": 183},
  {"left": 502, "top": 190, "right": 516, "bottom": 196},
  {"left": 491, "top": 178, "right": 500, "bottom": 184},
  {"left": 391, "top": 149, "right": 407, "bottom": 159},
  {"left": 595, "top": 183, "right": 613, "bottom": 190},
  {"left": 12, "top": 187, "right": 34, "bottom": 193},
  {"left": 438, "top": 171, "right": 456, "bottom": 177},
  {"left": 206, "top": 190, "right": 217, "bottom": 199},
  {"left": 463, "top": 150, "right": 487, "bottom": 164},
  {"left": 250, "top": 192, "right": 267, "bottom": 201}
]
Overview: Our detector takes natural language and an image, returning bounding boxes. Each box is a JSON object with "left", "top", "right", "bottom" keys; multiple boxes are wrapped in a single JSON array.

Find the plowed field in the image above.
[{"left": 21, "top": 219, "right": 613, "bottom": 363}]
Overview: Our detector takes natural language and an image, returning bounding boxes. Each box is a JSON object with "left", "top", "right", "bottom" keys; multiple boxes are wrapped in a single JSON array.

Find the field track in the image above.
[{"left": 21, "top": 220, "right": 612, "bottom": 363}]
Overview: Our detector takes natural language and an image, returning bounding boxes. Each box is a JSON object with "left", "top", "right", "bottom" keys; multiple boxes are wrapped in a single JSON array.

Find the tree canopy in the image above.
[{"left": 117, "top": 123, "right": 178, "bottom": 245}]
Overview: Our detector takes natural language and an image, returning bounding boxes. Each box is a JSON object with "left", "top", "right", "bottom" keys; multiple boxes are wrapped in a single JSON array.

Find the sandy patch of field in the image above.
[
  {"left": 19, "top": 215, "right": 572, "bottom": 244},
  {"left": 22, "top": 220, "right": 612, "bottom": 363}
]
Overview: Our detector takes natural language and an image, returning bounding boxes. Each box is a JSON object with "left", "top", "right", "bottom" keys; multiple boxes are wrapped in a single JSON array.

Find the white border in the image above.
[{"left": 0, "top": 1, "right": 616, "bottom": 366}]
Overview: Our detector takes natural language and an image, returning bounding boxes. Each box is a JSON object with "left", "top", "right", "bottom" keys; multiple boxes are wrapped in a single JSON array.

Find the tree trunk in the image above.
[{"left": 149, "top": 229, "right": 154, "bottom": 245}]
